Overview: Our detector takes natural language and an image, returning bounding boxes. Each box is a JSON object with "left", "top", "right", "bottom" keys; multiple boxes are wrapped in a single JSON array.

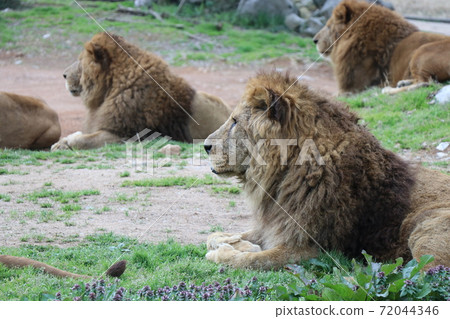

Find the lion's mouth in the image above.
[{"left": 70, "top": 89, "right": 81, "bottom": 96}]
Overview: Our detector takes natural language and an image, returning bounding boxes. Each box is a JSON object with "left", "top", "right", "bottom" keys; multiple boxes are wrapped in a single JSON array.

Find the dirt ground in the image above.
[
  {"left": 0, "top": 55, "right": 338, "bottom": 248},
  {"left": 0, "top": 15, "right": 448, "bottom": 248}
]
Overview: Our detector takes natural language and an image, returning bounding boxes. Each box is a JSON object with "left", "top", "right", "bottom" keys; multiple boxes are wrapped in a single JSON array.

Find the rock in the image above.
[
  {"left": 158, "top": 144, "right": 181, "bottom": 156},
  {"left": 313, "top": 0, "right": 327, "bottom": 7},
  {"left": 318, "top": 0, "right": 340, "bottom": 19},
  {"left": 285, "top": 13, "right": 306, "bottom": 31},
  {"left": 299, "top": 7, "right": 312, "bottom": 19},
  {"left": 134, "top": 0, "right": 152, "bottom": 8},
  {"left": 436, "top": 142, "right": 449, "bottom": 152},
  {"left": 300, "top": 17, "right": 324, "bottom": 37},
  {"left": 434, "top": 85, "right": 450, "bottom": 104},
  {"left": 436, "top": 152, "right": 447, "bottom": 159},
  {"left": 237, "top": 0, "right": 298, "bottom": 19},
  {"left": 296, "top": 0, "right": 317, "bottom": 11}
]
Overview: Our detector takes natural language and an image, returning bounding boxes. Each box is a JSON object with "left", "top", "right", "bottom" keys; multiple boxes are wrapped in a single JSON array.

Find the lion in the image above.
[
  {"left": 203, "top": 72, "right": 450, "bottom": 270},
  {"left": 313, "top": 0, "right": 450, "bottom": 94},
  {"left": 51, "top": 32, "right": 231, "bottom": 150},
  {"left": 0, "top": 92, "right": 61, "bottom": 149},
  {"left": 0, "top": 255, "right": 126, "bottom": 279}
]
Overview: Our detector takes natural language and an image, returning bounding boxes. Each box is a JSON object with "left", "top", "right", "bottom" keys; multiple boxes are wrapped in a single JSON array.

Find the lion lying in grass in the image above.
[
  {"left": 52, "top": 32, "right": 231, "bottom": 150},
  {"left": 313, "top": 0, "right": 450, "bottom": 94},
  {"left": 0, "top": 92, "right": 60, "bottom": 149},
  {"left": 204, "top": 72, "right": 449, "bottom": 270}
]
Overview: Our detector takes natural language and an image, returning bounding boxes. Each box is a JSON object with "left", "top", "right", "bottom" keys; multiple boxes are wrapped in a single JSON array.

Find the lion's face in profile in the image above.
[
  {"left": 63, "top": 61, "right": 82, "bottom": 97},
  {"left": 205, "top": 73, "right": 317, "bottom": 180},
  {"left": 204, "top": 103, "right": 251, "bottom": 178},
  {"left": 313, "top": 12, "right": 345, "bottom": 57}
]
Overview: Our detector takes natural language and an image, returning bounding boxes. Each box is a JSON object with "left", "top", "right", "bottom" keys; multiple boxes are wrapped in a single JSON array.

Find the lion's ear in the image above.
[
  {"left": 85, "top": 42, "right": 109, "bottom": 65},
  {"left": 334, "top": 2, "right": 353, "bottom": 24},
  {"left": 267, "top": 89, "right": 287, "bottom": 125}
]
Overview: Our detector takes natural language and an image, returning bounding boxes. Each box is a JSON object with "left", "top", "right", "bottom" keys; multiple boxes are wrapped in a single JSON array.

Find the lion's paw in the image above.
[
  {"left": 381, "top": 86, "right": 396, "bottom": 94},
  {"left": 205, "top": 244, "right": 239, "bottom": 263},
  {"left": 51, "top": 139, "right": 71, "bottom": 151},
  {"left": 50, "top": 131, "right": 82, "bottom": 151},
  {"left": 231, "top": 240, "right": 261, "bottom": 253},
  {"left": 207, "top": 232, "right": 261, "bottom": 252},
  {"left": 207, "top": 232, "right": 242, "bottom": 250}
]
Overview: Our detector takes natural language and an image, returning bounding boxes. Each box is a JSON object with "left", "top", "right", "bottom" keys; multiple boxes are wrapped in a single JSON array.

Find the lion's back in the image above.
[
  {"left": 80, "top": 33, "right": 195, "bottom": 142},
  {"left": 0, "top": 92, "right": 61, "bottom": 149}
]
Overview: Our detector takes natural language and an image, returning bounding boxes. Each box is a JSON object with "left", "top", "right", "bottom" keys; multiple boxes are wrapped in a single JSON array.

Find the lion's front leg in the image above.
[
  {"left": 206, "top": 244, "right": 318, "bottom": 270},
  {"left": 51, "top": 130, "right": 121, "bottom": 151},
  {"left": 207, "top": 232, "right": 261, "bottom": 253},
  {"left": 381, "top": 81, "right": 429, "bottom": 95}
]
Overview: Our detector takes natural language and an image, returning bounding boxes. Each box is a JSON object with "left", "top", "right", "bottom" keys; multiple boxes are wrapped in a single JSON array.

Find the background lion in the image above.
[
  {"left": 0, "top": 92, "right": 61, "bottom": 149},
  {"left": 313, "top": 0, "right": 450, "bottom": 94},
  {"left": 204, "top": 72, "right": 449, "bottom": 270},
  {"left": 52, "top": 32, "right": 231, "bottom": 150}
]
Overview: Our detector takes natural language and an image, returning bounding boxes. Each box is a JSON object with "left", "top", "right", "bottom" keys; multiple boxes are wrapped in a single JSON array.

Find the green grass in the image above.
[
  {"left": 0, "top": 0, "right": 318, "bottom": 64},
  {"left": 0, "top": 194, "right": 11, "bottom": 202},
  {"left": 26, "top": 189, "right": 100, "bottom": 204},
  {"left": 1, "top": 234, "right": 445, "bottom": 301},
  {"left": 0, "top": 234, "right": 294, "bottom": 300},
  {"left": 119, "top": 171, "right": 130, "bottom": 178},
  {"left": 211, "top": 186, "right": 241, "bottom": 195},
  {"left": 341, "top": 84, "right": 450, "bottom": 151},
  {"left": 121, "top": 175, "right": 227, "bottom": 188}
]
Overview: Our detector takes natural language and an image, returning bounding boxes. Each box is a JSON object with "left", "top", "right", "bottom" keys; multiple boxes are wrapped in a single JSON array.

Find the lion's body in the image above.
[
  {"left": 313, "top": 0, "right": 450, "bottom": 94},
  {"left": 52, "top": 32, "right": 230, "bottom": 150},
  {"left": 204, "top": 72, "right": 450, "bottom": 269},
  {"left": 0, "top": 92, "right": 61, "bottom": 149}
]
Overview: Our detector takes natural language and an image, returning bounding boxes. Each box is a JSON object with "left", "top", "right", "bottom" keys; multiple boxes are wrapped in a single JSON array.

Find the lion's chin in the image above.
[{"left": 210, "top": 167, "right": 238, "bottom": 178}]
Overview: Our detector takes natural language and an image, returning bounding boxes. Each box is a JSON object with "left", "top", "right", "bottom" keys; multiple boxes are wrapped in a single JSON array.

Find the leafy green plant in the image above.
[
  {"left": 46, "top": 277, "right": 268, "bottom": 301},
  {"left": 273, "top": 252, "right": 449, "bottom": 301}
]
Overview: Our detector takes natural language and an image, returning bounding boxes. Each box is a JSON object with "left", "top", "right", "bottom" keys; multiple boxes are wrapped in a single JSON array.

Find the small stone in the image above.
[
  {"left": 434, "top": 85, "right": 450, "bottom": 104},
  {"left": 42, "top": 33, "right": 51, "bottom": 39},
  {"left": 436, "top": 152, "right": 447, "bottom": 159},
  {"left": 158, "top": 144, "right": 181, "bottom": 156},
  {"left": 300, "top": 17, "right": 324, "bottom": 37},
  {"left": 436, "top": 142, "right": 449, "bottom": 152},
  {"left": 299, "top": 7, "right": 312, "bottom": 19},
  {"left": 284, "top": 13, "right": 305, "bottom": 32},
  {"left": 295, "top": 0, "right": 317, "bottom": 11}
]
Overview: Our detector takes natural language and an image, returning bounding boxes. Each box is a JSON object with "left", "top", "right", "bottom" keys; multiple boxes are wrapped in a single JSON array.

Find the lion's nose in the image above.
[
  {"left": 63, "top": 73, "right": 67, "bottom": 79},
  {"left": 313, "top": 38, "right": 318, "bottom": 44},
  {"left": 204, "top": 144, "right": 212, "bottom": 155}
]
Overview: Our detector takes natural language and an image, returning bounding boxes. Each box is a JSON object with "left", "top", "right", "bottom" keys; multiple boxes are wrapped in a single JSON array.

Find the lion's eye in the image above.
[{"left": 231, "top": 118, "right": 237, "bottom": 129}]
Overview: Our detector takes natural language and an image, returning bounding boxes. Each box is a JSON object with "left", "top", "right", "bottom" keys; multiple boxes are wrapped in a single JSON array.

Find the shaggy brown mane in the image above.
[
  {"left": 244, "top": 72, "right": 415, "bottom": 260},
  {"left": 52, "top": 32, "right": 231, "bottom": 150},
  {"left": 313, "top": 0, "right": 450, "bottom": 94}
]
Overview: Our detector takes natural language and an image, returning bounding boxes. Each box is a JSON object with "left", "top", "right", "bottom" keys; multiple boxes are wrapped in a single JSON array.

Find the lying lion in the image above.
[
  {"left": 204, "top": 71, "right": 449, "bottom": 270},
  {"left": 313, "top": 0, "right": 450, "bottom": 94},
  {"left": 0, "top": 92, "right": 61, "bottom": 149},
  {"left": 52, "top": 32, "right": 231, "bottom": 150}
]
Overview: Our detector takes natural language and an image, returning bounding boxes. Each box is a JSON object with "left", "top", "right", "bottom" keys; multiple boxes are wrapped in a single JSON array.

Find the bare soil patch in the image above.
[{"left": 0, "top": 55, "right": 338, "bottom": 248}]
